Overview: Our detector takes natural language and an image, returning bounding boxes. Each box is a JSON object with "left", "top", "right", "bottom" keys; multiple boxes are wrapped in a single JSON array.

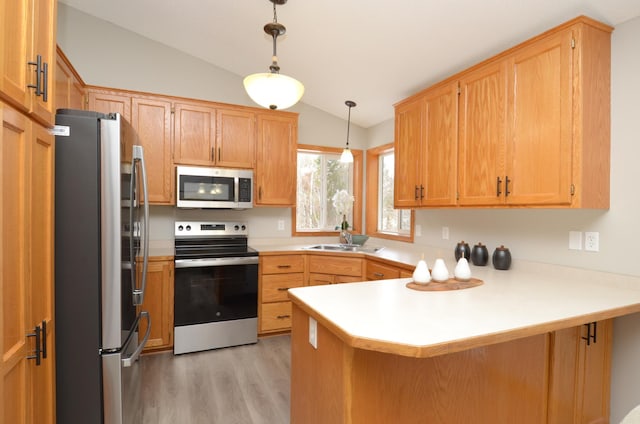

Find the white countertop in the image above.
[{"left": 288, "top": 256, "right": 640, "bottom": 358}]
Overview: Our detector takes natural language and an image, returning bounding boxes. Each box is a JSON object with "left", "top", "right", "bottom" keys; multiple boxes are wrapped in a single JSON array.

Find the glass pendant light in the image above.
[
  {"left": 243, "top": 0, "right": 304, "bottom": 110},
  {"left": 340, "top": 100, "right": 356, "bottom": 163}
]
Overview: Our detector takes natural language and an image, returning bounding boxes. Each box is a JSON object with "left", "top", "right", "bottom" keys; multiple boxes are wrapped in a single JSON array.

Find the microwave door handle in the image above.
[
  {"left": 122, "top": 311, "right": 151, "bottom": 367},
  {"left": 132, "top": 145, "right": 149, "bottom": 306},
  {"left": 234, "top": 176, "right": 239, "bottom": 204}
]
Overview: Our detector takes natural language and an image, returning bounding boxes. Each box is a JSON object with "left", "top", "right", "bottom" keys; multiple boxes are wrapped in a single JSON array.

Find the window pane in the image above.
[
  {"left": 378, "top": 152, "right": 410, "bottom": 234},
  {"left": 297, "top": 151, "right": 353, "bottom": 232}
]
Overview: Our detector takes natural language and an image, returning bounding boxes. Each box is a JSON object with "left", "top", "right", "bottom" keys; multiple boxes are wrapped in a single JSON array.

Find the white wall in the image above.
[{"left": 58, "top": 5, "right": 640, "bottom": 420}]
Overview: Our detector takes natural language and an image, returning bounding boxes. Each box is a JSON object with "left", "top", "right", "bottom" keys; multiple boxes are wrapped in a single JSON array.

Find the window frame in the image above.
[
  {"left": 292, "top": 144, "right": 363, "bottom": 236},
  {"left": 366, "top": 143, "right": 414, "bottom": 242}
]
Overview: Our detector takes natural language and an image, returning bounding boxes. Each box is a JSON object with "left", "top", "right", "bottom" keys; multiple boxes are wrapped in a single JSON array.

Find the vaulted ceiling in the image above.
[{"left": 58, "top": 0, "right": 640, "bottom": 128}]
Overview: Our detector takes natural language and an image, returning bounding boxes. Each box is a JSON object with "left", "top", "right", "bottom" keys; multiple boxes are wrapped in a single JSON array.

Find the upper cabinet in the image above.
[
  {"left": 394, "top": 82, "right": 458, "bottom": 208},
  {"left": 173, "top": 102, "right": 255, "bottom": 169},
  {"left": 255, "top": 111, "right": 298, "bottom": 206},
  {"left": 131, "top": 96, "right": 174, "bottom": 204},
  {"left": 395, "top": 16, "right": 612, "bottom": 209},
  {"left": 55, "top": 47, "right": 85, "bottom": 111},
  {"left": 1, "top": 0, "right": 57, "bottom": 126}
]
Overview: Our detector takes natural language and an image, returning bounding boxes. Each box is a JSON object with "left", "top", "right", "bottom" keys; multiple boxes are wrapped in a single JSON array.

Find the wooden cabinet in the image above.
[
  {"left": 308, "top": 255, "right": 364, "bottom": 285},
  {"left": 131, "top": 96, "right": 174, "bottom": 204},
  {"left": 366, "top": 258, "right": 413, "bottom": 281},
  {"left": 138, "top": 257, "right": 174, "bottom": 352},
  {"left": 0, "top": 0, "right": 56, "bottom": 126},
  {"left": 394, "top": 82, "right": 458, "bottom": 208},
  {"left": 255, "top": 111, "right": 298, "bottom": 206},
  {"left": 173, "top": 102, "right": 255, "bottom": 169},
  {"left": 1, "top": 102, "right": 55, "bottom": 424},
  {"left": 55, "top": 47, "right": 85, "bottom": 111},
  {"left": 548, "top": 319, "right": 613, "bottom": 424},
  {"left": 259, "top": 254, "right": 305, "bottom": 334},
  {"left": 396, "top": 16, "right": 611, "bottom": 209}
]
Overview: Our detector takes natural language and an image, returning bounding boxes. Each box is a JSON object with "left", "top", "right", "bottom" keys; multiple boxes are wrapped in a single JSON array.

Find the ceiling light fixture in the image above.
[
  {"left": 340, "top": 100, "right": 356, "bottom": 163},
  {"left": 243, "top": 0, "right": 304, "bottom": 110}
]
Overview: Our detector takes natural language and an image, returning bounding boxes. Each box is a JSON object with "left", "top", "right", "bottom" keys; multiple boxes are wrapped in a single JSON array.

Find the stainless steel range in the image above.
[{"left": 173, "top": 221, "right": 258, "bottom": 354}]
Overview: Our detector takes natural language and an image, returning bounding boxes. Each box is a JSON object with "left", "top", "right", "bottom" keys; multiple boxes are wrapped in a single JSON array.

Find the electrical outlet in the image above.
[
  {"left": 442, "top": 227, "right": 449, "bottom": 240},
  {"left": 585, "top": 232, "right": 599, "bottom": 252},
  {"left": 569, "top": 231, "right": 582, "bottom": 250},
  {"left": 277, "top": 219, "right": 285, "bottom": 231},
  {"left": 415, "top": 224, "right": 422, "bottom": 237},
  {"left": 309, "top": 317, "right": 318, "bottom": 349}
]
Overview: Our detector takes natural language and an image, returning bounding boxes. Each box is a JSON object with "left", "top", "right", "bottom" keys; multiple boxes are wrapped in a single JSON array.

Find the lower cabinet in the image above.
[
  {"left": 366, "top": 258, "right": 413, "bottom": 280},
  {"left": 308, "top": 255, "right": 364, "bottom": 285},
  {"left": 548, "top": 319, "right": 612, "bottom": 423},
  {"left": 138, "top": 257, "right": 174, "bottom": 352},
  {"left": 259, "top": 254, "right": 305, "bottom": 334}
]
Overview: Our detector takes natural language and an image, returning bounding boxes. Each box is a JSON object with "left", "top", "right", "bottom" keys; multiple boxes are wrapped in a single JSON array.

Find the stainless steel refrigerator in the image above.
[{"left": 55, "top": 109, "right": 151, "bottom": 424}]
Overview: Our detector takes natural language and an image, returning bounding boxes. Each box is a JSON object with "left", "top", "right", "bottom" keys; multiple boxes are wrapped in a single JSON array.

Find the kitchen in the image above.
[{"left": 2, "top": 0, "right": 640, "bottom": 422}]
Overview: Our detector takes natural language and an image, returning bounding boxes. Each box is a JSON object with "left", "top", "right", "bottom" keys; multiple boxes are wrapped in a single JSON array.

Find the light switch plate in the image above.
[{"left": 569, "top": 231, "right": 582, "bottom": 250}]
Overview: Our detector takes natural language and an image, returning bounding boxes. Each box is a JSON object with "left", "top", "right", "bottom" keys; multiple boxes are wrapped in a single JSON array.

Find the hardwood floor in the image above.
[{"left": 141, "top": 335, "right": 291, "bottom": 424}]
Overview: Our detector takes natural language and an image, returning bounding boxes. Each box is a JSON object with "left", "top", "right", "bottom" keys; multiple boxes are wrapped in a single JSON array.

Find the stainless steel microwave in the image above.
[{"left": 176, "top": 166, "right": 253, "bottom": 209}]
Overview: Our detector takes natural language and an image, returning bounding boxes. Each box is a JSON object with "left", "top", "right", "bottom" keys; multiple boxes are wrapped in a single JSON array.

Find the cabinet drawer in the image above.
[
  {"left": 308, "top": 256, "right": 363, "bottom": 277},
  {"left": 309, "top": 273, "right": 335, "bottom": 286},
  {"left": 367, "top": 261, "right": 401, "bottom": 280},
  {"left": 261, "top": 302, "right": 293, "bottom": 332},
  {"left": 261, "top": 254, "right": 305, "bottom": 274},
  {"left": 262, "top": 273, "right": 305, "bottom": 302}
]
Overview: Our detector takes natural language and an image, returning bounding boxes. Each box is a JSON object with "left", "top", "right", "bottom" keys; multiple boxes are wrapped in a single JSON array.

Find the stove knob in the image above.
[
  {"left": 178, "top": 225, "right": 183, "bottom": 231},
  {"left": 234, "top": 225, "right": 240, "bottom": 231},
  {"left": 186, "top": 225, "right": 191, "bottom": 231},
  {"left": 241, "top": 225, "right": 246, "bottom": 231}
]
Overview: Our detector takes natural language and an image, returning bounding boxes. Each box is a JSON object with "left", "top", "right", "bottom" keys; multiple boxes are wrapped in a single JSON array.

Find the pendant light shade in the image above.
[
  {"left": 340, "top": 100, "right": 356, "bottom": 163},
  {"left": 244, "top": 0, "right": 304, "bottom": 110}
]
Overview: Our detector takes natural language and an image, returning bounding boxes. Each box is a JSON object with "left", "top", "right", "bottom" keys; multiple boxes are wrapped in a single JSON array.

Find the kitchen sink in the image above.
[{"left": 304, "top": 244, "right": 384, "bottom": 254}]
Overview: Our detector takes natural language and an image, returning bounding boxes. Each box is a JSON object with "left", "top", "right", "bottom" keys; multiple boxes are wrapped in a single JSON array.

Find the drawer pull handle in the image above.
[
  {"left": 276, "top": 315, "right": 291, "bottom": 319},
  {"left": 373, "top": 272, "right": 384, "bottom": 277},
  {"left": 277, "top": 265, "right": 291, "bottom": 269},
  {"left": 277, "top": 287, "right": 289, "bottom": 291}
]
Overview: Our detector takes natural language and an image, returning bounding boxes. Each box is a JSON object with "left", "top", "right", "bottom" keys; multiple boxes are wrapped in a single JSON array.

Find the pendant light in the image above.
[
  {"left": 243, "top": 0, "right": 304, "bottom": 110},
  {"left": 340, "top": 100, "right": 356, "bottom": 163}
]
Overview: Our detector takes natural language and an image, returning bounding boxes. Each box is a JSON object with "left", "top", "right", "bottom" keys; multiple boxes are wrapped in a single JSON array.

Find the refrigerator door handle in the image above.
[
  {"left": 132, "top": 145, "right": 149, "bottom": 306},
  {"left": 122, "top": 311, "right": 151, "bottom": 368}
]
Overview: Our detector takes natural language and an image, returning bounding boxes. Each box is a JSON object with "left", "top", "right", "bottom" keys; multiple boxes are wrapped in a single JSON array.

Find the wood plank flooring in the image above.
[{"left": 141, "top": 335, "right": 291, "bottom": 424}]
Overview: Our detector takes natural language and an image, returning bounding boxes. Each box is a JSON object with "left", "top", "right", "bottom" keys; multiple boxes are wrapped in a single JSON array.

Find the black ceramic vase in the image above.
[
  {"left": 471, "top": 243, "right": 489, "bottom": 266},
  {"left": 492, "top": 245, "right": 512, "bottom": 270},
  {"left": 454, "top": 241, "right": 470, "bottom": 261}
]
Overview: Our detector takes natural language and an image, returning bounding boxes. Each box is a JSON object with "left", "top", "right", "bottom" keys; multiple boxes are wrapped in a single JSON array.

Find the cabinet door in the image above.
[
  {"left": 309, "top": 273, "right": 335, "bottom": 286},
  {"left": 1, "top": 0, "right": 32, "bottom": 113},
  {"left": 458, "top": 61, "right": 508, "bottom": 206},
  {"left": 394, "top": 97, "right": 423, "bottom": 208},
  {"left": 173, "top": 102, "right": 216, "bottom": 166},
  {"left": 505, "top": 29, "right": 573, "bottom": 205},
  {"left": 139, "top": 259, "right": 174, "bottom": 351},
  {"left": 217, "top": 108, "right": 255, "bottom": 169},
  {"left": 29, "top": 0, "right": 56, "bottom": 124},
  {"left": 55, "top": 49, "right": 84, "bottom": 111},
  {"left": 29, "top": 122, "right": 55, "bottom": 424},
  {"left": 255, "top": 112, "right": 297, "bottom": 206},
  {"left": 1, "top": 103, "right": 31, "bottom": 424},
  {"left": 422, "top": 82, "right": 458, "bottom": 206},
  {"left": 131, "top": 97, "right": 174, "bottom": 204}
]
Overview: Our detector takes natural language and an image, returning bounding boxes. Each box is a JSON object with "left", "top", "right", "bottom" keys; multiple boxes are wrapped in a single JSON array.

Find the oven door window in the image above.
[
  {"left": 179, "top": 175, "right": 234, "bottom": 202},
  {"left": 174, "top": 264, "right": 258, "bottom": 326}
]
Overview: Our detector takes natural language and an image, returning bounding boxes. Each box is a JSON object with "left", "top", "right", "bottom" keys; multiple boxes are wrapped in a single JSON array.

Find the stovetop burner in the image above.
[{"left": 174, "top": 221, "right": 257, "bottom": 260}]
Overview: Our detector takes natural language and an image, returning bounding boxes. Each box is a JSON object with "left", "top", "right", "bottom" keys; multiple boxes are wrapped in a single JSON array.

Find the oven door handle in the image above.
[{"left": 175, "top": 256, "right": 259, "bottom": 268}]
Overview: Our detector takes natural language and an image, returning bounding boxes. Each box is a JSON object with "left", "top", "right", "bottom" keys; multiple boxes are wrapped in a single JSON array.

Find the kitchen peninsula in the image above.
[{"left": 288, "top": 259, "right": 640, "bottom": 423}]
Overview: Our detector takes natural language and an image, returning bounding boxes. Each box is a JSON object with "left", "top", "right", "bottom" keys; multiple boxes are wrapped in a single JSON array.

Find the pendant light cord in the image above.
[{"left": 346, "top": 106, "right": 352, "bottom": 148}]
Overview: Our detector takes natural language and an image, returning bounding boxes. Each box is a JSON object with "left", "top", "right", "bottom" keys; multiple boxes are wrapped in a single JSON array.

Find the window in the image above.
[
  {"left": 366, "top": 143, "right": 414, "bottom": 241},
  {"left": 293, "top": 145, "right": 362, "bottom": 235}
]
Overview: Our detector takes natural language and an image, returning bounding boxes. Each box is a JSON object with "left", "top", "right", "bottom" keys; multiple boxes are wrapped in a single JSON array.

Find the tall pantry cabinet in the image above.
[{"left": 1, "top": 0, "right": 57, "bottom": 421}]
